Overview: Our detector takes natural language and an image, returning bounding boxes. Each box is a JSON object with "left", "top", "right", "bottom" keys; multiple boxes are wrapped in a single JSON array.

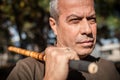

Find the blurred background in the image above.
[{"left": 0, "top": 0, "right": 120, "bottom": 80}]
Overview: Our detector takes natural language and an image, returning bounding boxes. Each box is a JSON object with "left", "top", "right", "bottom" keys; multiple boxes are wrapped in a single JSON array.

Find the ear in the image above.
[{"left": 49, "top": 17, "right": 58, "bottom": 35}]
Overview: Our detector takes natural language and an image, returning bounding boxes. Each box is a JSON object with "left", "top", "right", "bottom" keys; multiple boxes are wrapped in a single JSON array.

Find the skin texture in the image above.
[{"left": 44, "top": 0, "right": 97, "bottom": 80}]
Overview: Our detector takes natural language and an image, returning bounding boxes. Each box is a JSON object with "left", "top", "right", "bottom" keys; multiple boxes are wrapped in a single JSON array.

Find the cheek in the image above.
[
  {"left": 57, "top": 17, "right": 79, "bottom": 45},
  {"left": 91, "top": 24, "right": 97, "bottom": 37},
  {"left": 91, "top": 24, "right": 97, "bottom": 44},
  {"left": 65, "top": 28, "right": 79, "bottom": 46},
  {"left": 57, "top": 25, "right": 77, "bottom": 44},
  {"left": 62, "top": 27, "right": 76, "bottom": 40}
]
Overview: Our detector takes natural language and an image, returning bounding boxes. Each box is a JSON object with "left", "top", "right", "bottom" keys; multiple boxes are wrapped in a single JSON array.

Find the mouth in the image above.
[{"left": 76, "top": 39, "right": 94, "bottom": 47}]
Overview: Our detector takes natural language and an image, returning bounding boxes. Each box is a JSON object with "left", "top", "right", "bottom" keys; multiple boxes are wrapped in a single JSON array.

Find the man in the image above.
[{"left": 7, "top": 0, "right": 120, "bottom": 80}]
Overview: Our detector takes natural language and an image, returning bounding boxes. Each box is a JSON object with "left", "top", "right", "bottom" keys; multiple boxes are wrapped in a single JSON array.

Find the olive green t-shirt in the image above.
[{"left": 7, "top": 56, "right": 120, "bottom": 80}]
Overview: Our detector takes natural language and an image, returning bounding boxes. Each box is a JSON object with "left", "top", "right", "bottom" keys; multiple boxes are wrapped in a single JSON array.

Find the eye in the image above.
[
  {"left": 87, "top": 17, "right": 96, "bottom": 24},
  {"left": 70, "top": 19, "right": 79, "bottom": 24},
  {"left": 68, "top": 18, "right": 81, "bottom": 24}
]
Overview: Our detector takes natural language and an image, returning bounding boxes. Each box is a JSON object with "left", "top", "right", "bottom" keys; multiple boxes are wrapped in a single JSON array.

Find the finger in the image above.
[{"left": 64, "top": 47, "right": 80, "bottom": 61}]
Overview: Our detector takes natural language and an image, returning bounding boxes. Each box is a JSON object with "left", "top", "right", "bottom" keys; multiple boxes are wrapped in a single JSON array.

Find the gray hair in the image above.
[{"left": 49, "top": 0, "right": 59, "bottom": 20}]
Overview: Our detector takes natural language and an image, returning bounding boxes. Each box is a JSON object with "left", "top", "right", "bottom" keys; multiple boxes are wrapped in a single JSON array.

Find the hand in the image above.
[{"left": 43, "top": 46, "right": 79, "bottom": 80}]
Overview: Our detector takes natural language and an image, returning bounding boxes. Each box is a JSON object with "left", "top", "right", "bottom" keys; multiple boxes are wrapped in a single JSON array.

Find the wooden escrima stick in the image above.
[
  {"left": 8, "top": 46, "right": 98, "bottom": 74},
  {"left": 8, "top": 46, "right": 46, "bottom": 61}
]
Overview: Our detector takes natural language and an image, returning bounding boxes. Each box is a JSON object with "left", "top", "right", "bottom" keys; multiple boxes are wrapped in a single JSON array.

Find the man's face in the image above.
[{"left": 50, "top": 0, "right": 97, "bottom": 57}]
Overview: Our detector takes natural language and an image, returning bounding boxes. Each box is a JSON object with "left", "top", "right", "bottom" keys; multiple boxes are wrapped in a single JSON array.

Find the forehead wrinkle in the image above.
[
  {"left": 66, "top": 12, "right": 96, "bottom": 21},
  {"left": 58, "top": 0, "right": 94, "bottom": 9},
  {"left": 59, "top": 0, "right": 94, "bottom": 6},
  {"left": 58, "top": 0, "right": 95, "bottom": 16}
]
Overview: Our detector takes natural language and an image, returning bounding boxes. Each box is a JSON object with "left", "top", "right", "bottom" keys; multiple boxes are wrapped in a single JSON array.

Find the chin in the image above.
[{"left": 76, "top": 48, "right": 93, "bottom": 58}]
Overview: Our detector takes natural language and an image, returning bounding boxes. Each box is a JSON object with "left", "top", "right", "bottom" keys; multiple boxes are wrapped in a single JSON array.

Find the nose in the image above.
[{"left": 80, "top": 18, "right": 92, "bottom": 35}]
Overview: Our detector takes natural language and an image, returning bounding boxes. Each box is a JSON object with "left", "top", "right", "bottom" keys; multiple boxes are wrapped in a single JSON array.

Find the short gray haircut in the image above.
[{"left": 49, "top": 0, "right": 59, "bottom": 20}]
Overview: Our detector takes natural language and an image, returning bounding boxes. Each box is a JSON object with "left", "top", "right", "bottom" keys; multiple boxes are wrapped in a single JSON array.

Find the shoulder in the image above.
[
  {"left": 16, "top": 57, "right": 45, "bottom": 71},
  {"left": 98, "top": 58, "right": 115, "bottom": 68},
  {"left": 86, "top": 56, "right": 117, "bottom": 72},
  {"left": 97, "top": 58, "right": 120, "bottom": 79},
  {"left": 96, "top": 58, "right": 116, "bottom": 72},
  {"left": 7, "top": 57, "right": 45, "bottom": 80},
  {"left": 17, "top": 57, "right": 44, "bottom": 65}
]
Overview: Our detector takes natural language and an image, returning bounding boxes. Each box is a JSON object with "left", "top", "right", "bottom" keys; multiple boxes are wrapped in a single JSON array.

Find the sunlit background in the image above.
[{"left": 0, "top": 0, "right": 120, "bottom": 80}]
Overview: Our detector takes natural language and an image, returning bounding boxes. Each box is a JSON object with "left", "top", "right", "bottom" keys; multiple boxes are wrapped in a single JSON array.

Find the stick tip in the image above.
[{"left": 88, "top": 62, "right": 98, "bottom": 74}]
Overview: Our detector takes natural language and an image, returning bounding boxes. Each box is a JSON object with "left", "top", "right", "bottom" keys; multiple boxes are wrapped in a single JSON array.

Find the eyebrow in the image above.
[
  {"left": 66, "top": 13, "right": 96, "bottom": 21},
  {"left": 87, "top": 14, "right": 96, "bottom": 18},
  {"left": 66, "top": 14, "right": 82, "bottom": 21}
]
